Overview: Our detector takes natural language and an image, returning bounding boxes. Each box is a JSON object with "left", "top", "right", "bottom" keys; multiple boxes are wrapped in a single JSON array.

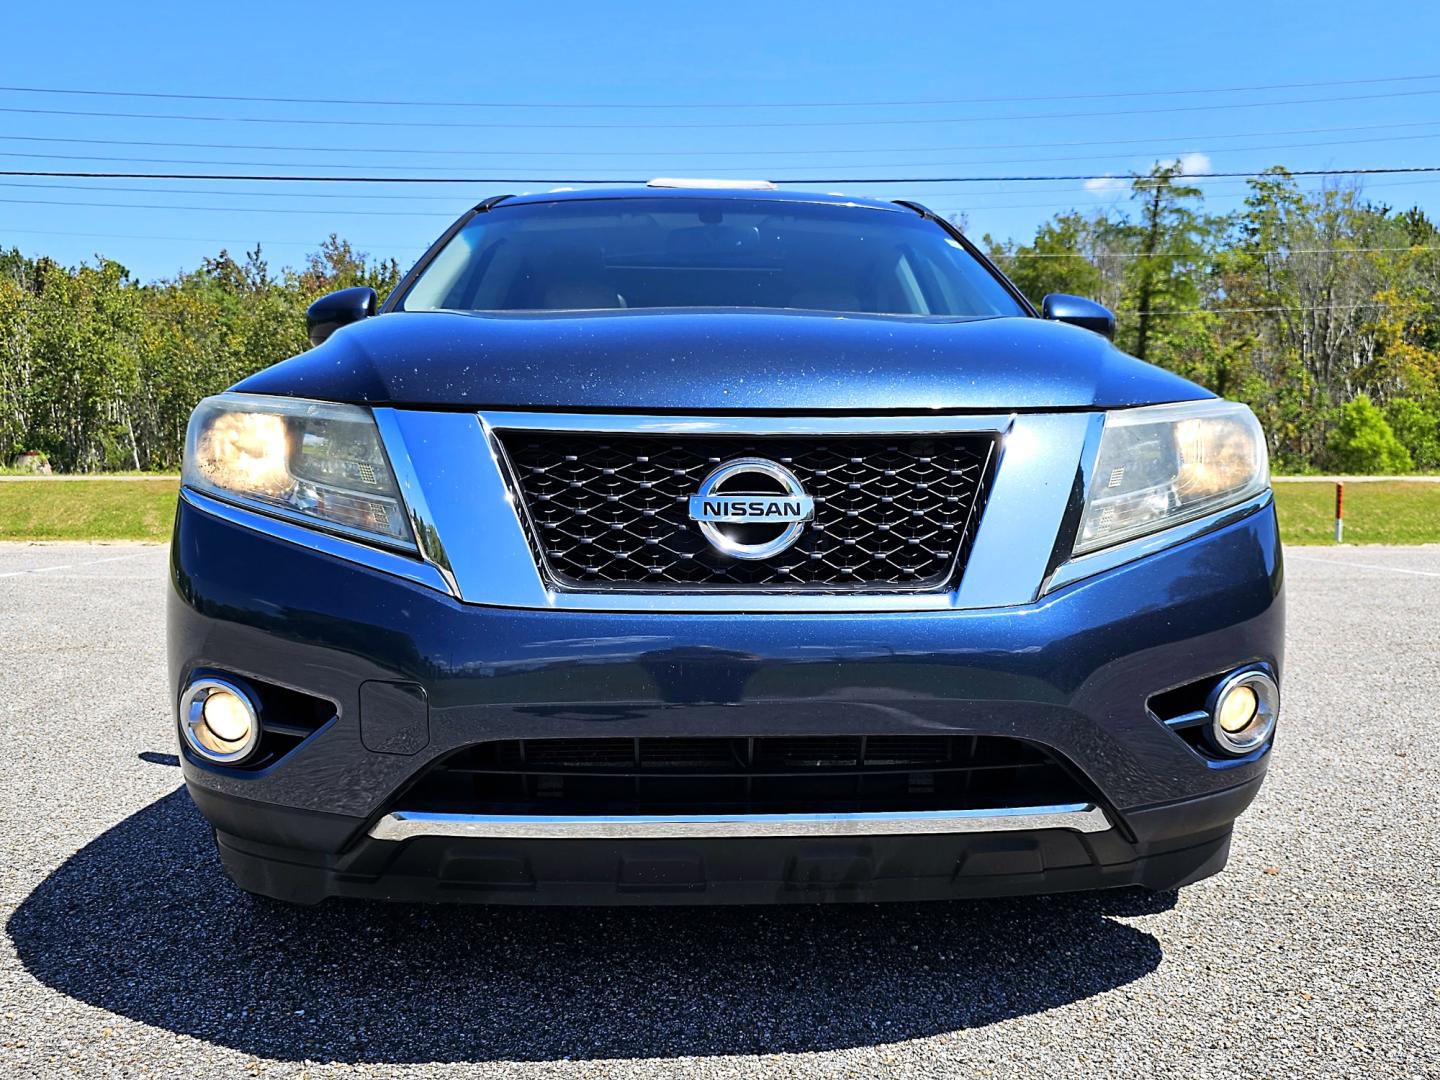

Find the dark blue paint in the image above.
[
  {"left": 1041, "top": 293, "right": 1116, "bottom": 340},
  {"left": 234, "top": 307, "right": 1211, "bottom": 412},
  {"left": 170, "top": 498, "right": 1282, "bottom": 845},
  {"left": 305, "top": 284, "right": 377, "bottom": 347}
]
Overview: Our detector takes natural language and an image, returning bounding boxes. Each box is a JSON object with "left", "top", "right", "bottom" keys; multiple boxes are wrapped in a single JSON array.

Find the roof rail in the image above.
[{"left": 892, "top": 199, "right": 939, "bottom": 220}]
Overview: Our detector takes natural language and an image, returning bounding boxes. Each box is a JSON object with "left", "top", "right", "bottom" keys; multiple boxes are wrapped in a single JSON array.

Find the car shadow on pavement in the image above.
[{"left": 8, "top": 788, "right": 1170, "bottom": 1063}]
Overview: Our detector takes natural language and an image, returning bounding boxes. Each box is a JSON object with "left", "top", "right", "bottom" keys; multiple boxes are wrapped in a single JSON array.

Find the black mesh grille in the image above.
[
  {"left": 496, "top": 432, "right": 997, "bottom": 590},
  {"left": 394, "top": 736, "right": 1093, "bottom": 817}
]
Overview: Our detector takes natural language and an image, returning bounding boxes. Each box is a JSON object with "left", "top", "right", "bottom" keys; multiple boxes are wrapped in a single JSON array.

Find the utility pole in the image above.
[{"left": 1133, "top": 176, "right": 1166, "bottom": 363}]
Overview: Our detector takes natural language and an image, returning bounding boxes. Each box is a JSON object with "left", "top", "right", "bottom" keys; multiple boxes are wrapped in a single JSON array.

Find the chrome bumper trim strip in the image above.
[
  {"left": 368, "top": 803, "right": 1111, "bottom": 840},
  {"left": 1163, "top": 709, "right": 1211, "bottom": 729}
]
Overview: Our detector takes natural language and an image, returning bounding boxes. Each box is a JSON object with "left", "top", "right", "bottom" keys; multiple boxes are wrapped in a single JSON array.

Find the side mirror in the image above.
[
  {"left": 1041, "top": 294, "right": 1116, "bottom": 341},
  {"left": 306, "top": 286, "right": 377, "bottom": 347}
]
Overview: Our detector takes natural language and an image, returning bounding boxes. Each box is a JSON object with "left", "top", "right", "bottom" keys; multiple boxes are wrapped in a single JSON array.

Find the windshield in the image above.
[{"left": 398, "top": 197, "right": 1025, "bottom": 317}]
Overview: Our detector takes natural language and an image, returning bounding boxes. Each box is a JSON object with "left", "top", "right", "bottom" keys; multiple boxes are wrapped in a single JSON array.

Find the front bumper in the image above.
[{"left": 170, "top": 495, "right": 1284, "bottom": 904}]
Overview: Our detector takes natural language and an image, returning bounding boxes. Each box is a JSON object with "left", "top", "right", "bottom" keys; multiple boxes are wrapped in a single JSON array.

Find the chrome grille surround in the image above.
[
  {"left": 296, "top": 409, "right": 1105, "bottom": 612},
  {"left": 495, "top": 428, "right": 998, "bottom": 592}
]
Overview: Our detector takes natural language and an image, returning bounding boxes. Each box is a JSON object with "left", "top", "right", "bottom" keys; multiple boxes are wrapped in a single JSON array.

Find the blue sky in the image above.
[{"left": 5, "top": 0, "right": 1440, "bottom": 281}]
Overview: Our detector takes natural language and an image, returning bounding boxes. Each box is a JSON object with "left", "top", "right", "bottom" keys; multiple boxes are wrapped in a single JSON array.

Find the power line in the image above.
[
  {"left": 910, "top": 173, "right": 1440, "bottom": 206},
  {"left": 0, "top": 226, "right": 417, "bottom": 249},
  {"left": 0, "top": 180, "right": 479, "bottom": 202},
  {"left": 12, "top": 171, "right": 1434, "bottom": 204},
  {"left": 969, "top": 175, "right": 1440, "bottom": 213},
  {"left": 1008, "top": 246, "right": 1440, "bottom": 258},
  {"left": 0, "top": 188, "right": 1136, "bottom": 221},
  {"left": 5, "top": 88, "right": 1440, "bottom": 131},
  {"left": 0, "top": 180, "right": 1099, "bottom": 207},
  {"left": 0, "top": 196, "right": 452, "bottom": 217},
  {"left": 0, "top": 151, "right": 539, "bottom": 171},
  {"left": 2, "top": 191, "right": 1129, "bottom": 218},
  {"left": 4, "top": 73, "right": 1439, "bottom": 109},
  {"left": 1143, "top": 302, "right": 1398, "bottom": 315},
  {"left": 4, "top": 166, "right": 1440, "bottom": 184},
  {"left": 0, "top": 177, "right": 1303, "bottom": 207},
  {"left": 6, "top": 128, "right": 1440, "bottom": 176},
  {"left": 3, "top": 173, "right": 1434, "bottom": 227},
  {"left": 21, "top": 172, "right": 1428, "bottom": 217},
  {"left": 0, "top": 149, "right": 1324, "bottom": 175},
  {"left": 854, "top": 178, "right": 1440, "bottom": 219},
  {"left": 0, "top": 191, "right": 1139, "bottom": 219},
  {"left": 5, "top": 118, "right": 1439, "bottom": 159}
]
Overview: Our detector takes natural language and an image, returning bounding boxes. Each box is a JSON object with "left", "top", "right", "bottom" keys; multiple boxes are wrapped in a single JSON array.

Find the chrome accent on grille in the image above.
[
  {"left": 495, "top": 429, "right": 998, "bottom": 591},
  {"left": 371, "top": 408, "right": 460, "bottom": 596},
  {"left": 258, "top": 408, "right": 1096, "bottom": 612}
]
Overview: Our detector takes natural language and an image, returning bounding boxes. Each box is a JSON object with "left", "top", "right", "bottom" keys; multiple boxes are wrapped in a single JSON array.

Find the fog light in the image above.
[
  {"left": 1216, "top": 685, "right": 1258, "bottom": 733},
  {"left": 1208, "top": 670, "right": 1278, "bottom": 756},
  {"left": 180, "top": 678, "right": 260, "bottom": 764},
  {"left": 201, "top": 691, "right": 252, "bottom": 742}
]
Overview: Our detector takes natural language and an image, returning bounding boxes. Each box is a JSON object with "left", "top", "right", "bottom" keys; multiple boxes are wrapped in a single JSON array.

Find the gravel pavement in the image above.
[{"left": 1, "top": 540, "right": 1436, "bottom": 1079}]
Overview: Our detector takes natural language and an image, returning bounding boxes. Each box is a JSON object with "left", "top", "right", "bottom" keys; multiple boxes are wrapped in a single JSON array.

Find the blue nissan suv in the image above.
[{"left": 169, "top": 180, "right": 1283, "bottom": 905}]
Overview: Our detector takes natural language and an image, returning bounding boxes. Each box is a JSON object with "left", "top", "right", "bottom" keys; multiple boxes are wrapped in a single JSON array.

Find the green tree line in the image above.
[
  {"left": 0, "top": 237, "right": 399, "bottom": 472},
  {"left": 2, "top": 165, "right": 1438, "bottom": 473},
  {"left": 987, "top": 165, "right": 1440, "bottom": 473}
]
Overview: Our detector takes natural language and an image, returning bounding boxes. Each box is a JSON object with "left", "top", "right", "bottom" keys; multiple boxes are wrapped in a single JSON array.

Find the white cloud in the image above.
[
  {"left": 1174, "top": 152, "right": 1212, "bottom": 175},
  {"left": 1083, "top": 175, "right": 1127, "bottom": 196},
  {"left": 1084, "top": 153, "right": 1211, "bottom": 198}
]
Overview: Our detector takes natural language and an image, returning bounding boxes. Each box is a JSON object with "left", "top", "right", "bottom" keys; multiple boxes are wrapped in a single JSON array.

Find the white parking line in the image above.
[
  {"left": 0, "top": 550, "right": 160, "bottom": 579},
  {"left": 1286, "top": 554, "right": 1440, "bottom": 579}
]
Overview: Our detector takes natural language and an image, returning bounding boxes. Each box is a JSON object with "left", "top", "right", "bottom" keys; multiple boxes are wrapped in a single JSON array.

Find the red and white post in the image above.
[{"left": 1334, "top": 481, "right": 1345, "bottom": 543}]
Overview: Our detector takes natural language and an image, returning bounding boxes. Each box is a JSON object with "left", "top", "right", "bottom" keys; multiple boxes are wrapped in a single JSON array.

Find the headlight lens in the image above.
[
  {"left": 1074, "top": 399, "right": 1269, "bottom": 556},
  {"left": 183, "top": 393, "right": 415, "bottom": 551}
]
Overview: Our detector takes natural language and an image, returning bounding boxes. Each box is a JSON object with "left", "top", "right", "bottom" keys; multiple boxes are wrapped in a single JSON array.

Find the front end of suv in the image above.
[{"left": 168, "top": 186, "right": 1282, "bottom": 905}]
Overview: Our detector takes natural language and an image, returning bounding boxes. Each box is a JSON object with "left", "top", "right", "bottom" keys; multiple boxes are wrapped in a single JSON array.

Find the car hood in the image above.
[{"left": 234, "top": 308, "right": 1212, "bottom": 411}]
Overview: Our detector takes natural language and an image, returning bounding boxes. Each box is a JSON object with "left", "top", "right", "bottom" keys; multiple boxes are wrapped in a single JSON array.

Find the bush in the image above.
[
  {"left": 1326, "top": 395, "right": 1413, "bottom": 474},
  {"left": 1386, "top": 398, "right": 1440, "bottom": 471}
]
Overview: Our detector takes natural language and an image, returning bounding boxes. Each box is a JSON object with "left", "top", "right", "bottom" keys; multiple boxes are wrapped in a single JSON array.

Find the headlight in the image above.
[
  {"left": 1073, "top": 399, "right": 1269, "bottom": 556},
  {"left": 183, "top": 393, "right": 416, "bottom": 551}
]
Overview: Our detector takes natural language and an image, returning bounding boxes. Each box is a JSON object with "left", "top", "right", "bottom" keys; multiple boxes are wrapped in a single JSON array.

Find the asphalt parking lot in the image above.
[{"left": 1, "top": 542, "right": 1436, "bottom": 1079}]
